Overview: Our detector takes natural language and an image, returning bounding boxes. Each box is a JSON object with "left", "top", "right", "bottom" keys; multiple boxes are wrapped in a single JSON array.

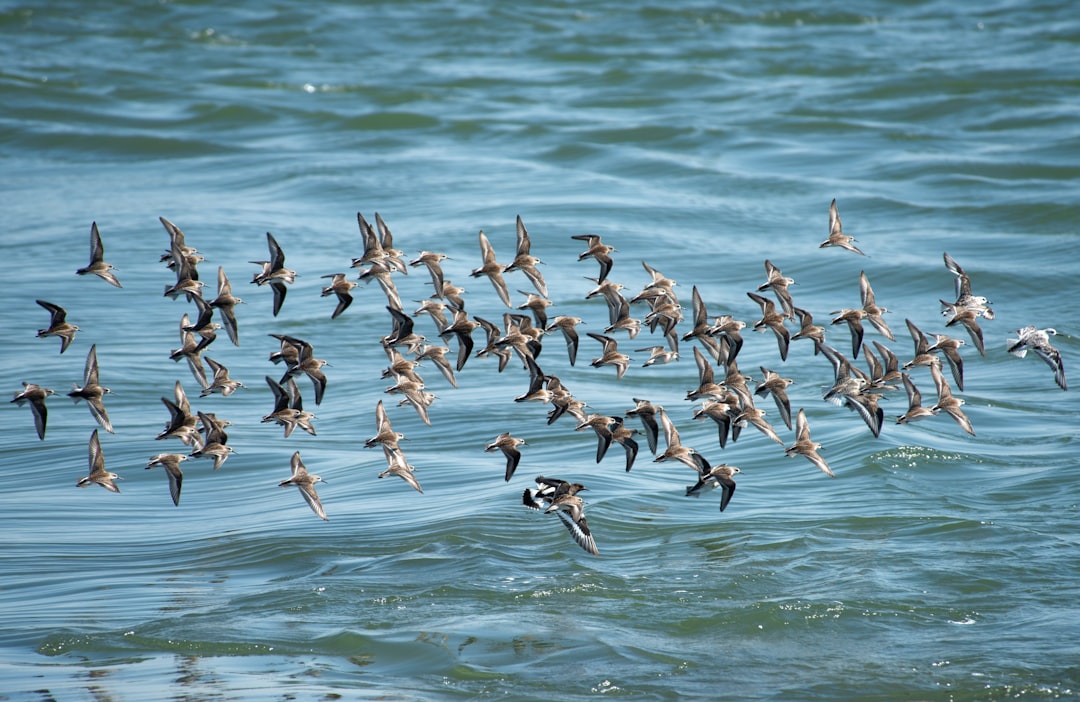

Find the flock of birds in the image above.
[{"left": 13, "top": 202, "right": 1068, "bottom": 556}]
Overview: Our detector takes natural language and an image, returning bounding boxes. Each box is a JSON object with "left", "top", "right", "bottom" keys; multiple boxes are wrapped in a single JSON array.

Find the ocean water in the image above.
[{"left": 3, "top": 1, "right": 1080, "bottom": 699}]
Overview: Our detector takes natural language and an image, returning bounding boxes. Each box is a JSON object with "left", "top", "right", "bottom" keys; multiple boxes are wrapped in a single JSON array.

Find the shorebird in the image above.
[
  {"left": 790, "top": 307, "right": 827, "bottom": 354},
  {"left": 895, "top": 372, "right": 935, "bottom": 426},
  {"left": 654, "top": 406, "right": 708, "bottom": 472},
  {"left": 685, "top": 457, "right": 740, "bottom": 512},
  {"left": 157, "top": 380, "right": 203, "bottom": 449},
  {"left": 67, "top": 344, "right": 113, "bottom": 433},
  {"left": 201, "top": 356, "right": 244, "bottom": 397},
  {"left": 609, "top": 417, "right": 640, "bottom": 472},
  {"left": 358, "top": 258, "right": 404, "bottom": 311},
  {"left": 571, "top": 233, "right": 616, "bottom": 283},
  {"left": 365, "top": 399, "right": 406, "bottom": 452},
  {"left": 516, "top": 289, "right": 552, "bottom": 329},
  {"left": 413, "top": 299, "right": 451, "bottom": 335},
  {"left": 250, "top": 231, "right": 296, "bottom": 317},
  {"left": 625, "top": 397, "right": 661, "bottom": 455},
  {"left": 523, "top": 476, "right": 597, "bottom": 556},
  {"left": 278, "top": 337, "right": 329, "bottom": 405},
  {"left": 733, "top": 404, "right": 785, "bottom": 446},
  {"left": 184, "top": 294, "right": 221, "bottom": 351},
  {"left": 575, "top": 413, "right": 619, "bottom": 464},
  {"left": 785, "top": 408, "right": 835, "bottom": 477},
  {"left": 35, "top": 299, "right": 79, "bottom": 354},
  {"left": 146, "top": 453, "right": 187, "bottom": 506},
  {"left": 209, "top": 266, "right": 242, "bottom": 345},
  {"left": 545, "top": 315, "right": 583, "bottom": 366},
  {"left": 471, "top": 230, "right": 512, "bottom": 307},
  {"left": 485, "top": 432, "right": 528, "bottom": 482},
  {"left": 76, "top": 221, "right": 122, "bottom": 287},
  {"left": 170, "top": 313, "right": 210, "bottom": 389},
  {"left": 414, "top": 343, "right": 458, "bottom": 388},
  {"left": 262, "top": 375, "right": 311, "bottom": 438},
  {"left": 902, "top": 318, "right": 939, "bottom": 372},
  {"left": 929, "top": 362, "right": 975, "bottom": 436},
  {"left": 12, "top": 382, "right": 55, "bottom": 441},
  {"left": 440, "top": 308, "right": 480, "bottom": 372},
  {"left": 943, "top": 252, "right": 994, "bottom": 319},
  {"left": 682, "top": 286, "right": 723, "bottom": 362},
  {"left": 383, "top": 306, "right": 427, "bottom": 354},
  {"left": 686, "top": 346, "right": 727, "bottom": 402},
  {"left": 819, "top": 198, "right": 865, "bottom": 255},
  {"left": 475, "top": 315, "right": 513, "bottom": 371},
  {"left": 279, "top": 451, "right": 328, "bottom": 520},
  {"left": 410, "top": 250, "right": 450, "bottom": 298},
  {"left": 940, "top": 300, "right": 986, "bottom": 356},
  {"left": 587, "top": 332, "right": 630, "bottom": 379},
  {"left": 925, "top": 333, "right": 966, "bottom": 390},
  {"left": 757, "top": 259, "right": 795, "bottom": 320},
  {"left": 190, "top": 413, "right": 234, "bottom": 470},
  {"left": 858, "top": 271, "right": 894, "bottom": 340},
  {"left": 705, "top": 315, "right": 746, "bottom": 362},
  {"left": 692, "top": 394, "right": 741, "bottom": 449},
  {"left": 503, "top": 215, "right": 547, "bottom": 298},
  {"left": 373, "top": 212, "right": 408, "bottom": 275},
  {"left": 746, "top": 291, "right": 790, "bottom": 361},
  {"left": 159, "top": 216, "right": 203, "bottom": 276},
  {"left": 378, "top": 444, "right": 423, "bottom": 493},
  {"left": 1008, "top": 326, "right": 1067, "bottom": 391},
  {"left": 385, "top": 376, "right": 434, "bottom": 426},
  {"left": 638, "top": 345, "right": 680, "bottom": 367},
  {"left": 77, "top": 429, "right": 121, "bottom": 493},
  {"left": 321, "top": 273, "right": 358, "bottom": 319},
  {"left": 755, "top": 366, "right": 793, "bottom": 430}
]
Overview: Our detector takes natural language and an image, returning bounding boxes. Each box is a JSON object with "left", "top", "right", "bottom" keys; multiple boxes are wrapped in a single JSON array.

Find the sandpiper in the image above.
[
  {"left": 625, "top": 397, "right": 661, "bottom": 454},
  {"left": 250, "top": 231, "right": 296, "bottom": 317},
  {"left": 685, "top": 457, "right": 740, "bottom": 512},
  {"left": 410, "top": 250, "right": 450, "bottom": 298},
  {"left": 471, "top": 230, "right": 512, "bottom": 307},
  {"left": 654, "top": 406, "right": 709, "bottom": 472},
  {"left": 929, "top": 362, "right": 975, "bottom": 436},
  {"left": 895, "top": 372, "right": 935, "bottom": 426},
  {"left": 503, "top": 215, "right": 547, "bottom": 298},
  {"left": 209, "top": 266, "right": 243, "bottom": 346},
  {"left": 366, "top": 399, "right": 405, "bottom": 452},
  {"left": 12, "top": 382, "right": 55, "bottom": 441},
  {"left": 571, "top": 233, "right": 616, "bottom": 283},
  {"left": 523, "top": 476, "right": 597, "bottom": 556},
  {"left": 77, "top": 429, "right": 121, "bottom": 492},
  {"left": 146, "top": 453, "right": 187, "bottom": 506},
  {"left": 757, "top": 259, "right": 795, "bottom": 320},
  {"left": 785, "top": 408, "right": 835, "bottom": 477},
  {"left": 587, "top": 332, "right": 630, "bottom": 379},
  {"left": 76, "top": 221, "right": 122, "bottom": 287},
  {"left": 819, "top": 198, "right": 865, "bottom": 255},
  {"left": 1008, "top": 325, "right": 1067, "bottom": 391},
  {"left": 485, "top": 432, "right": 528, "bottom": 482},
  {"left": 746, "top": 291, "right": 790, "bottom": 361},
  {"left": 321, "top": 273, "right": 358, "bottom": 319},
  {"left": 36, "top": 299, "right": 79, "bottom": 354},
  {"left": 755, "top": 366, "right": 793, "bottom": 430},
  {"left": 67, "top": 344, "right": 114, "bottom": 434},
  {"left": 201, "top": 356, "right": 244, "bottom": 397},
  {"left": 279, "top": 451, "right": 328, "bottom": 520},
  {"left": 157, "top": 380, "right": 203, "bottom": 449},
  {"left": 378, "top": 444, "right": 423, "bottom": 493},
  {"left": 170, "top": 313, "right": 210, "bottom": 389}
]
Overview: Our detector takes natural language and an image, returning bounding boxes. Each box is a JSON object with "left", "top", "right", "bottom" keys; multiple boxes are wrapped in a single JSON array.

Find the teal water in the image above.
[{"left": 3, "top": 1, "right": 1080, "bottom": 699}]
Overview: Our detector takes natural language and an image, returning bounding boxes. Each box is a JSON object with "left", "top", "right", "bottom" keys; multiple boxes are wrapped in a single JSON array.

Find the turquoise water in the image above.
[{"left": 3, "top": 1, "right": 1080, "bottom": 699}]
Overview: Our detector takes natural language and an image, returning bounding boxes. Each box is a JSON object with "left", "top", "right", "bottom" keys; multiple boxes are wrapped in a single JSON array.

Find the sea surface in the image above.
[{"left": 2, "top": 1, "right": 1079, "bottom": 699}]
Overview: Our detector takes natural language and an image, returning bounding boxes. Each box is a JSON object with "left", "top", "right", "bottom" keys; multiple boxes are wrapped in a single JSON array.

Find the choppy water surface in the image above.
[{"left": 3, "top": 1, "right": 1079, "bottom": 699}]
